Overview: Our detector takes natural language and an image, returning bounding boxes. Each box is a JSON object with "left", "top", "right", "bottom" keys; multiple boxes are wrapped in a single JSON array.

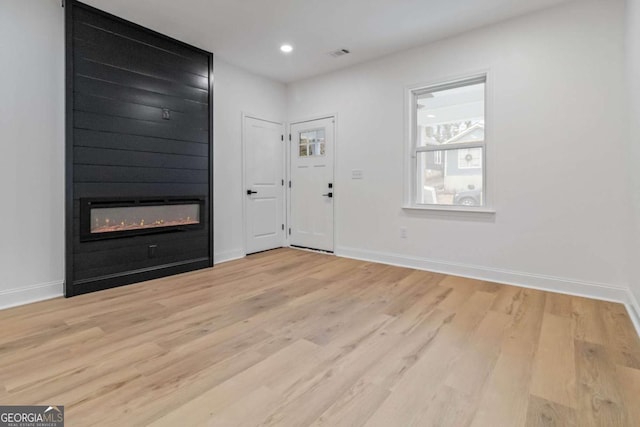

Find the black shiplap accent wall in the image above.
[{"left": 65, "top": 1, "right": 213, "bottom": 296}]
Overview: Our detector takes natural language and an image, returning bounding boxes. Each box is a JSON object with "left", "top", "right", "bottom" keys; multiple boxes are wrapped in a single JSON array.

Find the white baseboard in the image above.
[
  {"left": 214, "top": 249, "right": 246, "bottom": 264},
  {"left": 2, "top": 248, "right": 638, "bottom": 338},
  {"left": 0, "top": 280, "right": 64, "bottom": 310},
  {"left": 626, "top": 290, "right": 640, "bottom": 338},
  {"left": 336, "top": 245, "right": 631, "bottom": 305},
  {"left": 0, "top": 252, "right": 247, "bottom": 312}
]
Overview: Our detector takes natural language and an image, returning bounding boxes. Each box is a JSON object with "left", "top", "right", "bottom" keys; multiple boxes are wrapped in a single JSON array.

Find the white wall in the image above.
[
  {"left": 0, "top": 1, "right": 286, "bottom": 308},
  {"left": 288, "top": 0, "right": 632, "bottom": 299},
  {"left": 213, "top": 59, "right": 287, "bottom": 262},
  {"left": 0, "top": 0, "right": 65, "bottom": 307},
  {"left": 626, "top": 0, "right": 640, "bottom": 319},
  {"left": 1, "top": 0, "right": 637, "bottom": 314}
]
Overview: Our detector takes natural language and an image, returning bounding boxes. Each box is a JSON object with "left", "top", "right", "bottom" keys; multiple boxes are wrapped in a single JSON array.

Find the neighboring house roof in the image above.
[{"left": 442, "top": 123, "right": 485, "bottom": 144}]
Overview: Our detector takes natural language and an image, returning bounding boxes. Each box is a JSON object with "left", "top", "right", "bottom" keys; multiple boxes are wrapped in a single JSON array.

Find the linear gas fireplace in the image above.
[{"left": 80, "top": 197, "right": 205, "bottom": 241}]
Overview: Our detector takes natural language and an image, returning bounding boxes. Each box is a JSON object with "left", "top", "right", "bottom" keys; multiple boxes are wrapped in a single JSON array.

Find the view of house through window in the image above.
[
  {"left": 299, "top": 128, "right": 326, "bottom": 157},
  {"left": 413, "top": 76, "right": 486, "bottom": 207}
]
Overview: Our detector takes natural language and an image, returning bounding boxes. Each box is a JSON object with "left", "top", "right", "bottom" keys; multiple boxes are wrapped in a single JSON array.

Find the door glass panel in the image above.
[{"left": 299, "top": 129, "right": 326, "bottom": 157}]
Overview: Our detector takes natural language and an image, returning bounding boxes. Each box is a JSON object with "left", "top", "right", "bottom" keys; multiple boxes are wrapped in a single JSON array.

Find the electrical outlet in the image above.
[{"left": 400, "top": 227, "right": 407, "bottom": 239}]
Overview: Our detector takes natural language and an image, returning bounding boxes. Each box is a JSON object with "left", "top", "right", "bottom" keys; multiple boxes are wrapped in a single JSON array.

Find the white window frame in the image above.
[{"left": 403, "top": 73, "right": 495, "bottom": 214}]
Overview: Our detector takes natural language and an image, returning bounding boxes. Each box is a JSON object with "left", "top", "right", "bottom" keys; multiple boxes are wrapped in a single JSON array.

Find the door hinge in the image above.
[
  {"left": 288, "top": 181, "right": 291, "bottom": 188},
  {"left": 281, "top": 135, "right": 284, "bottom": 141},
  {"left": 282, "top": 224, "right": 284, "bottom": 230},
  {"left": 289, "top": 134, "right": 291, "bottom": 141},
  {"left": 281, "top": 179, "right": 284, "bottom": 186},
  {"left": 288, "top": 228, "right": 291, "bottom": 235}
]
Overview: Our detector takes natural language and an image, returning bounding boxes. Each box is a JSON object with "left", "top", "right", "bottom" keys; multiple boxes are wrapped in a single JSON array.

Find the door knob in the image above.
[
  {"left": 322, "top": 192, "right": 333, "bottom": 198},
  {"left": 247, "top": 190, "right": 258, "bottom": 195}
]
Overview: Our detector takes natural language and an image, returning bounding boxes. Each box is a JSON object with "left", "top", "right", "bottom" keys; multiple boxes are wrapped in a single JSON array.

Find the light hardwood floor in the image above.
[{"left": 1, "top": 248, "right": 639, "bottom": 426}]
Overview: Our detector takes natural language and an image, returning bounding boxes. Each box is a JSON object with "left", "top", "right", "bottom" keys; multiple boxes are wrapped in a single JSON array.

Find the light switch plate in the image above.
[{"left": 351, "top": 169, "right": 364, "bottom": 179}]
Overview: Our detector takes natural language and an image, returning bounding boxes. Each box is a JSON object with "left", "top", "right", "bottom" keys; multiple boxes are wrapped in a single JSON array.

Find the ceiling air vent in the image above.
[{"left": 329, "top": 49, "right": 350, "bottom": 58}]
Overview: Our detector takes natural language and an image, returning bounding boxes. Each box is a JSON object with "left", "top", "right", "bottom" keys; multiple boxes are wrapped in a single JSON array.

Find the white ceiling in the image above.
[{"left": 82, "top": 0, "right": 576, "bottom": 83}]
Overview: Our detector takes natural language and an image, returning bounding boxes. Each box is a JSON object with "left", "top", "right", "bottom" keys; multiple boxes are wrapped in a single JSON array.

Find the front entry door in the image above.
[
  {"left": 244, "top": 117, "right": 284, "bottom": 254},
  {"left": 289, "top": 117, "right": 335, "bottom": 252}
]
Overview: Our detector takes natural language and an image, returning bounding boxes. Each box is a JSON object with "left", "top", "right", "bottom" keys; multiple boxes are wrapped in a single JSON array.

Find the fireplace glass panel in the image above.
[{"left": 90, "top": 204, "right": 200, "bottom": 234}]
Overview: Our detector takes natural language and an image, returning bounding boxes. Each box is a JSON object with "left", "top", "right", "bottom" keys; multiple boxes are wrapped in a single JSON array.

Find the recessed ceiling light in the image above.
[
  {"left": 427, "top": 114, "right": 436, "bottom": 118},
  {"left": 280, "top": 44, "right": 293, "bottom": 53}
]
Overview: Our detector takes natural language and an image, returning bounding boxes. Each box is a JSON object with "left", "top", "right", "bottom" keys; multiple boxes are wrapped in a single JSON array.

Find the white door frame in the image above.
[
  {"left": 241, "top": 112, "right": 286, "bottom": 256},
  {"left": 286, "top": 113, "right": 338, "bottom": 252}
]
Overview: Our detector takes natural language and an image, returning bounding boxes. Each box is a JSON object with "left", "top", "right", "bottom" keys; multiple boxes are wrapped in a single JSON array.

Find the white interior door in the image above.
[
  {"left": 244, "top": 116, "right": 284, "bottom": 254},
  {"left": 289, "top": 117, "right": 335, "bottom": 252}
]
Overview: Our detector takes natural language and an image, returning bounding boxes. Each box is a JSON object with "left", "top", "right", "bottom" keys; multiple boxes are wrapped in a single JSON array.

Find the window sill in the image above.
[{"left": 402, "top": 205, "right": 496, "bottom": 214}]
